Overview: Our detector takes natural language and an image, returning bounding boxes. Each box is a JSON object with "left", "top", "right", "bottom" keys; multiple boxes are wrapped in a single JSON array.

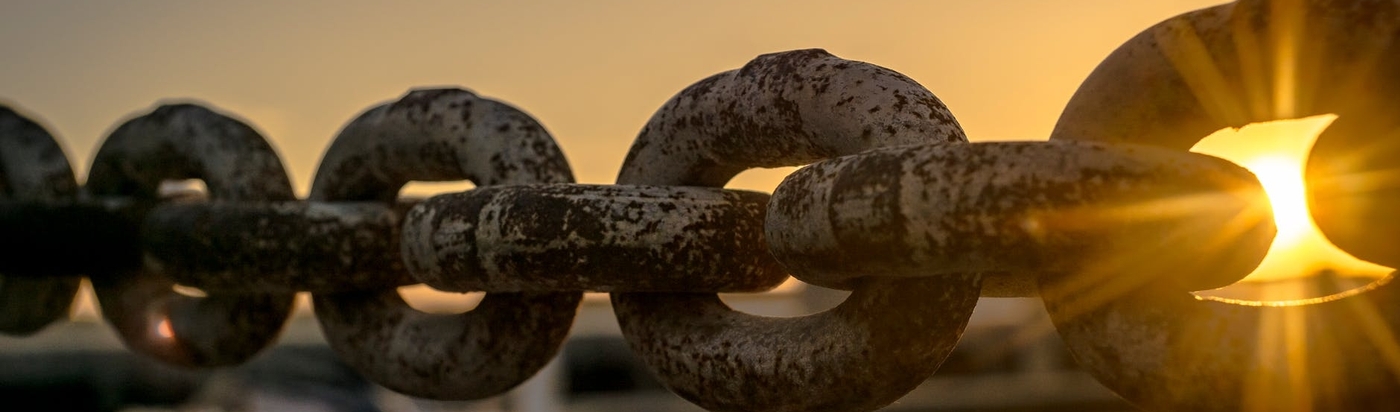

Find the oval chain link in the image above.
[
  {"left": 84, "top": 103, "right": 299, "bottom": 367},
  {"left": 308, "top": 88, "right": 582, "bottom": 400},
  {"left": 611, "top": 49, "right": 982, "bottom": 412},
  {"left": 766, "top": 141, "right": 1271, "bottom": 296},
  {"left": 1047, "top": 1, "right": 1400, "bottom": 410}
]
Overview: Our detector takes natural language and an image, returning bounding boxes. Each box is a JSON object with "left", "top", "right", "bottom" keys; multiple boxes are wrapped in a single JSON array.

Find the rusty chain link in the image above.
[
  {"left": 84, "top": 104, "right": 300, "bottom": 367},
  {"left": 609, "top": 49, "right": 979, "bottom": 412},
  {"left": 4, "top": 2, "right": 1400, "bottom": 407},
  {"left": 306, "top": 89, "right": 582, "bottom": 400},
  {"left": 1044, "top": 1, "right": 1400, "bottom": 411}
]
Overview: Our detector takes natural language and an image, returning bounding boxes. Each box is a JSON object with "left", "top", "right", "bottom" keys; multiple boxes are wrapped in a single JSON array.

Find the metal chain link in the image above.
[
  {"left": 609, "top": 49, "right": 979, "bottom": 412},
  {"left": 3, "top": 1, "right": 1400, "bottom": 407},
  {"left": 0, "top": 106, "right": 81, "bottom": 335},
  {"left": 84, "top": 104, "right": 299, "bottom": 367},
  {"left": 306, "top": 89, "right": 582, "bottom": 400},
  {"left": 1045, "top": 1, "right": 1400, "bottom": 411}
]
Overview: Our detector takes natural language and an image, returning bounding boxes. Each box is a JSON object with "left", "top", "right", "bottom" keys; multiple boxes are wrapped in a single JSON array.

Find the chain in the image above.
[
  {"left": 1045, "top": 1, "right": 1400, "bottom": 411},
  {"left": 5, "top": 1, "right": 1400, "bottom": 410}
]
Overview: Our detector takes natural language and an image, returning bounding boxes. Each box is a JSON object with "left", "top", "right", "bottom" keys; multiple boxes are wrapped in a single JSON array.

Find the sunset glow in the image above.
[
  {"left": 1193, "top": 116, "right": 1393, "bottom": 283},
  {"left": 155, "top": 317, "right": 174, "bottom": 339}
]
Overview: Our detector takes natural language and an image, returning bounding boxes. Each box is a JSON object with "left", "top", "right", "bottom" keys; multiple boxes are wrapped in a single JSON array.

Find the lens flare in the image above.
[
  {"left": 1244, "top": 156, "right": 1309, "bottom": 246},
  {"left": 1193, "top": 116, "right": 1393, "bottom": 284}
]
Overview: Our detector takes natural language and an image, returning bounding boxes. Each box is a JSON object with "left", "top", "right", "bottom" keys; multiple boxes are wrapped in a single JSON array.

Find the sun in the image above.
[
  {"left": 1242, "top": 156, "right": 1310, "bottom": 247},
  {"left": 1192, "top": 115, "right": 1392, "bottom": 283}
]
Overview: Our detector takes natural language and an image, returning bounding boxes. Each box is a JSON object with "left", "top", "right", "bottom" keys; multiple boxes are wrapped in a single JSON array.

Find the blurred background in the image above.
[{"left": 4, "top": 1, "right": 1380, "bottom": 411}]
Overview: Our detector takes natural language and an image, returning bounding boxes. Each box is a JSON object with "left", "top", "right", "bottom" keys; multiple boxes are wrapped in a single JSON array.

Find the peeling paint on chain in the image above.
[
  {"left": 612, "top": 49, "right": 980, "bottom": 412},
  {"left": 310, "top": 88, "right": 582, "bottom": 400},
  {"left": 767, "top": 141, "right": 1272, "bottom": 296},
  {"left": 83, "top": 103, "right": 298, "bottom": 367},
  {"left": 0, "top": 105, "right": 81, "bottom": 336},
  {"left": 5, "top": 26, "right": 1398, "bottom": 409},
  {"left": 617, "top": 48, "right": 966, "bottom": 187},
  {"left": 404, "top": 183, "right": 785, "bottom": 293}
]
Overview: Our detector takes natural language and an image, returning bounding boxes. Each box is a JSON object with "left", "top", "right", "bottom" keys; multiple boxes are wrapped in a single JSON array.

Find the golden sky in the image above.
[{"left": 0, "top": 0, "right": 1231, "bottom": 194}]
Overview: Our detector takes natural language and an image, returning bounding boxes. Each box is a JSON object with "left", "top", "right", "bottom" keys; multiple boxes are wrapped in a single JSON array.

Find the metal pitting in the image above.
[
  {"left": 611, "top": 49, "right": 982, "bottom": 412},
  {"left": 766, "top": 141, "right": 1271, "bottom": 297},
  {"left": 308, "top": 88, "right": 582, "bottom": 400},
  {"left": 1047, "top": 1, "right": 1400, "bottom": 410},
  {"left": 83, "top": 103, "right": 298, "bottom": 367},
  {"left": 4, "top": 27, "right": 1396, "bottom": 411},
  {"left": 403, "top": 183, "right": 784, "bottom": 293}
]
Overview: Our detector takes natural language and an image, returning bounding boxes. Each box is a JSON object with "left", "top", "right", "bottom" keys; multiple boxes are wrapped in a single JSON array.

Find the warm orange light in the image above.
[
  {"left": 156, "top": 317, "right": 174, "bottom": 339},
  {"left": 398, "top": 284, "right": 485, "bottom": 314},
  {"left": 1243, "top": 156, "right": 1309, "bottom": 247},
  {"left": 1193, "top": 115, "right": 1392, "bottom": 283}
]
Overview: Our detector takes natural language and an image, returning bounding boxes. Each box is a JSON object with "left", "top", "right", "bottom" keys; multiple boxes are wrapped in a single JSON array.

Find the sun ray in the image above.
[
  {"left": 1039, "top": 190, "right": 1272, "bottom": 321},
  {"left": 1155, "top": 16, "right": 1250, "bottom": 126},
  {"left": 1270, "top": 0, "right": 1307, "bottom": 119},
  {"left": 1339, "top": 283, "right": 1400, "bottom": 384},
  {"left": 1193, "top": 116, "right": 1394, "bottom": 287}
]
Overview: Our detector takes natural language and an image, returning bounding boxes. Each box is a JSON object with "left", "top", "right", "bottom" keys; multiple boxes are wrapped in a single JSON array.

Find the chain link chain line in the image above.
[
  {"left": 0, "top": 48, "right": 1271, "bottom": 412},
  {"left": 0, "top": 24, "right": 1389, "bottom": 411}
]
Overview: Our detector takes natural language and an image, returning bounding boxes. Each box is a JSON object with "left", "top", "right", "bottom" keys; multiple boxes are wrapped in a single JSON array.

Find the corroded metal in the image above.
[
  {"left": 1049, "top": 1, "right": 1400, "bottom": 410},
  {"left": 402, "top": 183, "right": 785, "bottom": 293},
  {"left": 767, "top": 141, "right": 1272, "bottom": 296},
  {"left": 144, "top": 201, "right": 415, "bottom": 293},
  {"left": 1052, "top": 0, "right": 1400, "bottom": 268},
  {"left": 612, "top": 48, "right": 979, "bottom": 412},
  {"left": 5, "top": 29, "right": 1396, "bottom": 410},
  {"left": 84, "top": 103, "right": 297, "bottom": 367},
  {"left": 311, "top": 87, "right": 581, "bottom": 400},
  {"left": 619, "top": 49, "right": 965, "bottom": 188},
  {"left": 0, "top": 106, "right": 82, "bottom": 336},
  {"left": 622, "top": 276, "right": 981, "bottom": 411}
]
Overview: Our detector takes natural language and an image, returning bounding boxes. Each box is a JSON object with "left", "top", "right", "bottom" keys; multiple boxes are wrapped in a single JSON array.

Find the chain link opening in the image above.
[{"left": 1191, "top": 115, "right": 1394, "bottom": 301}]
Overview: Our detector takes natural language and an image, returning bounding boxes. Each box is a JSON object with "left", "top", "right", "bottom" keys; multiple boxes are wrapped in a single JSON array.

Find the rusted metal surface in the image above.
[
  {"left": 310, "top": 87, "right": 581, "bottom": 400},
  {"left": 144, "top": 201, "right": 415, "bottom": 293},
  {"left": 0, "top": 106, "right": 82, "bottom": 336},
  {"left": 1051, "top": 0, "right": 1400, "bottom": 268},
  {"left": 84, "top": 103, "right": 297, "bottom": 367},
  {"left": 309, "top": 88, "right": 573, "bottom": 202},
  {"left": 767, "top": 141, "right": 1272, "bottom": 296},
  {"left": 313, "top": 290, "right": 580, "bottom": 400},
  {"left": 617, "top": 48, "right": 966, "bottom": 187},
  {"left": 1049, "top": 1, "right": 1400, "bottom": 410},
  {"left": 403, "top": 183, "right": 785, "bottom": 293},
  {"left": 612, "top": 49, "right": 979, "bottom": 412},
  {"left": 621, "top": 276, "right": 981, "bottom": 412},
  {"left": 6, "top": 30, "right": 1400, "bottom": 410}
]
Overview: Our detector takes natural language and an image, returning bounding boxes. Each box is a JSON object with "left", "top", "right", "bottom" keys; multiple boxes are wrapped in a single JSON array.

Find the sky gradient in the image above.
[{"left": 1, "top": 0, "right": 1230, "bottom": 194}]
